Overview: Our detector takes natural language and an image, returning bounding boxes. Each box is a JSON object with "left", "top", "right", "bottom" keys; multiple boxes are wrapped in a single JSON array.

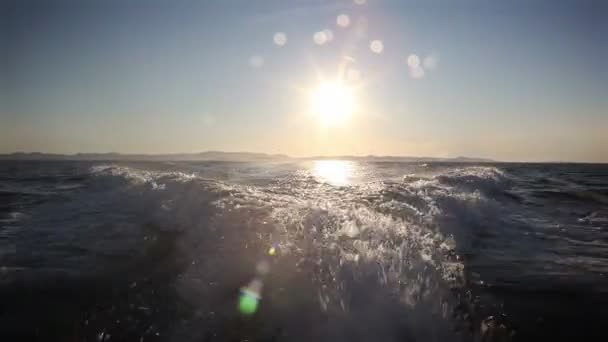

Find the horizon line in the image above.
[{"left": 1, "top": 150, "right": 607, "bottom": 164}]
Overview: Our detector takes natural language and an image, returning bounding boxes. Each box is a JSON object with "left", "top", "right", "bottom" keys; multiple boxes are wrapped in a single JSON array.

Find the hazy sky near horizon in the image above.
[{"left": 2, "top": 0, "right": 607, "bottom": 162}]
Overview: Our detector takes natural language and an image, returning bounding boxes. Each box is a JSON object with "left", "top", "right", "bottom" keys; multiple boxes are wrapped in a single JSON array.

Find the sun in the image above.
[{"left": 310, "top": 81, "right": 355, "bottom": 126}]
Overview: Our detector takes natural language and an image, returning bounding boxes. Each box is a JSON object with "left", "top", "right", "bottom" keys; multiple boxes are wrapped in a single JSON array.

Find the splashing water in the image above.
[{"left": 1, "top": 161, "right": 607, "bottom": 340}]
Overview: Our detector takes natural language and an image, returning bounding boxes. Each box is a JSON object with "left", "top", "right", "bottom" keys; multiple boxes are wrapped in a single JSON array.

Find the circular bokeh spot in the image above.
[
  {"left": 407, "top": 54, "right": 420, "bottom": 68},
  {"left": 273, "top": 32, "right": 287, "bottom": 46},
  {"left": 314, "top": 31, "right": 328, "bottom": 45},
  {"left": 337, "top": 14, "right": 350, "bottom": 28},
  {"left": 239, "top": 292, "right": 259, "bottom": 315},
  {"left": 370, "top": 40, "right": 384, "bottom": 54}
]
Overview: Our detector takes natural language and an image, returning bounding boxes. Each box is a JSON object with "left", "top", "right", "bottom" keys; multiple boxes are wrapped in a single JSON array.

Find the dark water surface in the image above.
[{"left": 1, "top": 160, "right": 607, "bottom": 341}]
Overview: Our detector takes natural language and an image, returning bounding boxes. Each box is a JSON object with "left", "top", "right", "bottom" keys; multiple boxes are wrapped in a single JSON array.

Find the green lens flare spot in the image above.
[{"left": 238, "top": 293, "right": 259, "bottom": 315}]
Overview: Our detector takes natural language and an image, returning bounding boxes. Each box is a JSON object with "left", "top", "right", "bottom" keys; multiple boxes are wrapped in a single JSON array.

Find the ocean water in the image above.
[{"left": 1, "top": 160, "right": 607, "bottom": 341}]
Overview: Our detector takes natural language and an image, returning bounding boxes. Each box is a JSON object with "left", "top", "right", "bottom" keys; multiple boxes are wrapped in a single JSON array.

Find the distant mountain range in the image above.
[
  {"left": 0, "top": 151, "right": 289, "bottom": 161},
  {"left": 0, "top": 151, "right": 495, "bottom": 162},
  {"left": 306, "top": 155, "right": 495, "bottom": 163}
]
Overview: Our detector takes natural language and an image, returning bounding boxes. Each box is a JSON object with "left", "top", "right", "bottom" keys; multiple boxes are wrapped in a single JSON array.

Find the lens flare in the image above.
[
  {"left": 268, "top": 244, "right": 278, "bottom": 256},
  {"left": 238, "top": 278, "right": 263, "bottom": 315},
  {"left": 370, "top": 40, "right": 384, "bottom": 54},
  {"left": 313, "top": 31, "right": 328, "bottom": 45},
  {"left": 256, "top": 260, "right": 270, "bottom": 275},
  {"left": 337, "top": 14, "right": 350, "bottom": 28},
  {"left": 407, "top": 54, "right": 421, "bottom": 68},
  {"left": 238, "top": 290, "right": 259, "bottom": 315},
  {"left": 273, "top": 32, "right": 287, "bottom": 46}
]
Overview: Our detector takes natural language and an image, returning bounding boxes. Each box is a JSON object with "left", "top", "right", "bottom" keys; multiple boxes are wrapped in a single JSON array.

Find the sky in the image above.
[{"left": 1, "top": 0, "right": 607, "bottom": 162}]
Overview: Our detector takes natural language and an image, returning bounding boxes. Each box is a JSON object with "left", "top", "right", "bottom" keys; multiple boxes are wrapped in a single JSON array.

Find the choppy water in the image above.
[{"left": 1, "top": 160, "right": 607, "bottom": 341}]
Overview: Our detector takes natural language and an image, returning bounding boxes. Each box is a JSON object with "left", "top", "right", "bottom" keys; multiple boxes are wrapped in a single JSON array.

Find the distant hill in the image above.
[
  {"left": 0, "top": 151, "right": 495, "bottom": 162},
  {"left": 0, "top": 151, "right": 290, "bottom": 161},
  {"left": 307, "top": 155, "right": 495, "bottom": 163}
]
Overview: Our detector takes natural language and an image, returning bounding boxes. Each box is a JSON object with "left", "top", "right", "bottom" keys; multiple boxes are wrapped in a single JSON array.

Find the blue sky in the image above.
[{"left": 1, "top": 0, "right": 606, "bottom": 161}]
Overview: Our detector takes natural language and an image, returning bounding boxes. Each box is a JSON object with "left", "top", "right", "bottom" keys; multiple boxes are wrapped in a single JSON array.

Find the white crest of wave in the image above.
[
  {"left": 77, "top": 163, "right": 527, "bottom": 340},
  {"left": 91, "top": 164, "right": 198, "bottom": 190},
  {"left": 87, "top": 163, "right": 511, "bottom": 328}
]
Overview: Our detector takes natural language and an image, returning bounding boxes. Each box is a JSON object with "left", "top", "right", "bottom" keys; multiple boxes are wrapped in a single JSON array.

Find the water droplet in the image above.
[
  {"left": 337, "top": 14, "right": 350, "bottom": 28},
  {"left": 370, "top": 40, "right": 384, "bottom": 54},
  {"left": 314, "top": 31, "right": 328, "bottom": 45},
  {"left": 273, "top": 32, "right": 287, "bottom": 46},
  {"left": 407, "top": 54, "right": 420, "bottom": 68}
]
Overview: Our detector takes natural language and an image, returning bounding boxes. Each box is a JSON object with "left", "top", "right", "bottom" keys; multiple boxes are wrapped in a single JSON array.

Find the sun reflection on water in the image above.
[{"left": 313, "top": 160, "right": 355, "bottom": 186}]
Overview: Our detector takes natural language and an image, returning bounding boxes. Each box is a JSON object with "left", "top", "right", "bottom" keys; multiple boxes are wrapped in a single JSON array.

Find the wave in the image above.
[
  {"left": 4, "top": 162, "right": 607, "bottom": 340},
  {"left": 75, "top": 164, "right": 528, "bottom": 339},
  {"left": 0, "top": 212, "right": 25, "bottom": 224},
  {"left": 84, "top": 164, "right": 515, "bottom": 273}
]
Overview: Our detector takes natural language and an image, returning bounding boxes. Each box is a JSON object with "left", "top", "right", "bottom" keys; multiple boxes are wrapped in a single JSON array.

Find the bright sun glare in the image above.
[
  {"left": 313, "top": 160, "right": 354, "bottom": 186},
  {"left": 311, "top": 82, "right": 355, "bottom": 126}
]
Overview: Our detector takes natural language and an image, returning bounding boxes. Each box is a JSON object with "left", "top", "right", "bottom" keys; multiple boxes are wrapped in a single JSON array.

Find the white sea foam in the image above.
[{"left": 81, "top": 163, "right": 524, "bottom": 339}]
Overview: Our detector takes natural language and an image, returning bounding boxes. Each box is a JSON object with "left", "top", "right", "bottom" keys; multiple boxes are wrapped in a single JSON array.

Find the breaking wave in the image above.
[
  {"left": 6, "top": 161, "right": 606, "bottom": 340},
  {"left": 67, "top": 164, "right": 517, "bottom": 340}
]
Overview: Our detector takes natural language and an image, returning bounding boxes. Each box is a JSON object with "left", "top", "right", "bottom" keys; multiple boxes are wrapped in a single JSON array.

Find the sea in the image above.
[{"left": 1, "top": 160, "right": 607, "bottom": 341}]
